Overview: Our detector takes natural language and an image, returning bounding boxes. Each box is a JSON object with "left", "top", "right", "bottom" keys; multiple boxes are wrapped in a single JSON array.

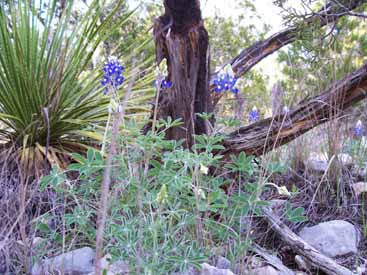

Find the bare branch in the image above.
[
  {"left": 221, "top": 61, "right": 367, "bottom": 157},
  {"left": 211, "top": 0, "right": 365, "bottom": 105}
]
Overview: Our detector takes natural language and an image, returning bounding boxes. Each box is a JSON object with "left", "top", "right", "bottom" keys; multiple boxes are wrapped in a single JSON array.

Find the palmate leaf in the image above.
[{"left": 0, "top": 0, "right": 155, "bottom": 170}]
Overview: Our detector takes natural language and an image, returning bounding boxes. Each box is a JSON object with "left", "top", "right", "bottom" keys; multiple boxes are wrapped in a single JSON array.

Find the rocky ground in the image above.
[{"left": 2, "top": 149, "right": 367, "bottom": 275}]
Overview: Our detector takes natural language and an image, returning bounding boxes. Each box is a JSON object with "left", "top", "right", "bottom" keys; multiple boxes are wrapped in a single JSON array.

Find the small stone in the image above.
[
  {"left": 87, "top": 254, "right": 129, "bottom": 275},
  {"left": 171, "top": 267, "right": 199, "bottom": 275},
  {"left": 352, "top": 182, "right": 367, "bottom": 197},
  {"left": 353, "top": 162, "right": 367, "bottom": 178},
  {"left": 250, "top": 266, "right": 279, "bottom": 275},
  {"left": 32, "top": 247, "right": 95, "bottom": 275},
  {"left": 338, "top": 153, "right": 353, "bottom": 166},
  {"left": 216, "top": 256, "right": 231, "bottom": 269},
  {"left": 305, "top": 152, "right": 329, "bottom": 173},
  {"left": 200, "top": 263, "right": 235, "bottom": 275},
  {"left": 233, "top": 263, "right": 246, "bottom": 274},
  {"left": 298, "top": 220, "right": 359, "bottom": 258}
]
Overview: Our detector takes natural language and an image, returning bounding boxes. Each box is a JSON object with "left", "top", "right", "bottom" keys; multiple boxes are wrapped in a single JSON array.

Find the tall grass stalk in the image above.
[{"left": 95, "top": 70, "right": 137, "bottom": 274}]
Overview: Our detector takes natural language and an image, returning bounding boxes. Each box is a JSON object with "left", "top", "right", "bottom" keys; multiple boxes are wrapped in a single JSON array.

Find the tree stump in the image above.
[{"left": 152, "top": 0, "right": 213, "bottom": 147}]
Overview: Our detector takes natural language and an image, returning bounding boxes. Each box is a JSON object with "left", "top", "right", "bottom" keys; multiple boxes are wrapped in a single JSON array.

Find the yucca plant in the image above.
[{"left": 0, "top": 0, "right": 154, "bottom": 172}]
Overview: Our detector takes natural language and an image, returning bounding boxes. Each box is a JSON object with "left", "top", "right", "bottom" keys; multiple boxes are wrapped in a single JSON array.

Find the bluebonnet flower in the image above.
[
  {"left": 101, "top": 57, "right": 124, "bottom": 94},
  {"left": 154, "top": 79, "right": 172, "bottom": 90},
  {"left": 282, "top": 106, "right": 290, "bottom": 114},
  {"left": 354, "top": 120, "right": 363, "bottom": 137},
  {"left": 249, "top": 106, "right": 260, "bottom": 123},
  {"left": 154, "top": 58, "right": 172, "bottom": 90},
  {"left": 213, "top": 65, "right": 239, "bottom": 94}
]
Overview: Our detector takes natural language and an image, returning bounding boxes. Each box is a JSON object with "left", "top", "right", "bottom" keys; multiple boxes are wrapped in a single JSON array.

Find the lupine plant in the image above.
[
  {"left": 248, "top": 106, "right": 260, "bottom": 123},
  {"left": 354, "top": 120, "right": 364, "bottom": 137},
  {"left": 102, "top": 59, "right": 125, "bottom": 95},
  {"left": 213, "top": 64, "right": 239, "bottom": 94},
  {"left": 37, "top": 114, "right": 279, "bottom": 274}
]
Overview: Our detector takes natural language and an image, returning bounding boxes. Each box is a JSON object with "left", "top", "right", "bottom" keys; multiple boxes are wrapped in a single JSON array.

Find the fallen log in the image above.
[
  {"left": 222, "top": 62, "right": 367, "bottom": 157},
  {"left": 211, "top": 0, "right": 365, "bottom": 105},
  {"left": 262, "top": 207, "right": 356, "bottom": 275}
]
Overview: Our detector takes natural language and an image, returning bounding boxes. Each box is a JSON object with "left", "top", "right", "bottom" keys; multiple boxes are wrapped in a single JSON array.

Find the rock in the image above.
[
  {"left": 87, "top": 254, "right": 129, "bottom": 275},
  {"left": 216, "top": 256, "right": 231, "bottom": 269},
  {"left": 352, "top": 182, "right": 367, "bottom": 197},
  {"left": 233, "top": 263, "right": 246, "bottom": 274},
  {"left": 306, "top": 152, "right": 328, "bottom": 172},
  {"left": 338, "top": 153, "right": 353, "bottom": 166},
  {"left": 32, "top": 247, "right": 95, "bottom": 275},
  {"left": 200, "top": 263, "right": 235, "bottom": 275},
  {"left": 306, "top": 153, "right": 354, "bottom": 173},
  {"left": 298, "top": 220, "right": 359, "bottom": 258},
  {"left": 171, "top": 267, "right": 198, "bottom": 275},
  {"left": 250, "top": 266, "right": 279, "bottom": 275}
]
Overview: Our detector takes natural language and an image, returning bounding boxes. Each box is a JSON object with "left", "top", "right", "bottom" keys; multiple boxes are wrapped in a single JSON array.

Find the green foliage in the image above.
[
  {"left": 36, "top": 116, "right": 294, "bottom": 274},
  {"left": 0, "top": 0, "right": 154, "bottom": 167},
  {"left": 204, "top": 2, "right": 270, "bottom": 122},
  {"left": 284, "top": 202, "right": 308, "bottom": 223}
]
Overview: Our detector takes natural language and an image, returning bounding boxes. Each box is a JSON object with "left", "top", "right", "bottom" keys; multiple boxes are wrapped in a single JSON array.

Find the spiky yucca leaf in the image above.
[{"left": 0, "top": 0, "right": 154, "bottom": 169}]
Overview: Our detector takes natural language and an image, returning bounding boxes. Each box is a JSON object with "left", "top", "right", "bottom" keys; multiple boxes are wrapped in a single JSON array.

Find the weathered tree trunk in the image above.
[
  {"left": 151, "top": 0, "right": 366, "bottom": 155},
  {"left": 152, "top": 0, "right": 213, "bottom": 147}
]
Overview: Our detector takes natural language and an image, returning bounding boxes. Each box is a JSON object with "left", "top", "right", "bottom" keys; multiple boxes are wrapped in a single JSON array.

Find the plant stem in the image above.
[{"left": 95, "top": 70, "right": 137, "bottom": 275}]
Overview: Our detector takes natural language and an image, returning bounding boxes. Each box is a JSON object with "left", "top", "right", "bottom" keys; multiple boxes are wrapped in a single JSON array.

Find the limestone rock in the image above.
[
  {"left": 298, "top": 220, "right": 359, "bottom": 257},
  {"left": 352, "top": 182, "right": 367, "bottom": 197},
  {"left": 32, "top": 247, "right": 95, "bottom": 275},
  {"left": 250, "top": 266, "right": 279, "bottom": 275},
  {"left": 200, "top": 263, "right": 235, "bottom": 275},
  {"left": 171, "top": 267, "right": 199, "bottom": 275},
  {"left": 305, "top": 152, "right": 329, "bottom": 172},
  {"left": 87, "top": 254, "right": 129, "bottom": 275},
  {"left": 338, "top": 153, "right": 353, "bottom": 166},
  {"left": 216, "top": 256, "right": 231, "bottom": 269}
]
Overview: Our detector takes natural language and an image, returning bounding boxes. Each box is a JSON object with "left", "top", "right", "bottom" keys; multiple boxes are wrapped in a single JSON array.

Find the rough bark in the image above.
[
  {"left": 222, "top": 62, "right": 367, "bottom": 157},
  {"left": 211, "top": 0, "right": 365, "bottom": 105},
  {"left": 150, "top": 0, "right": 366, "bottom": 155},
  {"left": 151, "top": 0, "right": 213, "bottom": 148}
]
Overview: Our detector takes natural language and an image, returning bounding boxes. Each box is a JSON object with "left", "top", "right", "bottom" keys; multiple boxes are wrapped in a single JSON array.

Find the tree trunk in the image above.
[
  {"left": 151, "top": 0, "right": 366, "bottom": 155},
  {"left": 152, "top": 0, "right": 213, "bottom": 148}
]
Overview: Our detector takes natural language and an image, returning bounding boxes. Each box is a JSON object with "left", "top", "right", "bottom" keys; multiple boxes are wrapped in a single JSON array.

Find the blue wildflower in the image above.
[
  {"left": 282, "top": 106, "right": 290, "bottom": 114},
  {"left": 101, "top": 58, "right": 124, "bottom": 94},
  {"left": 249, "top": 106, "right": 260, "bottom": 123},
  {"left": 154, "top": 79, "right": 172, "bottom": 90},
  {"left": 213, "top": 65, "right": 239, "bottom": 94},
  {"left": 354, "top": 120, "right": 363, "bottom": 137},
  {"left": 213, "top": 72, "right": 239, "bottom": 94}
]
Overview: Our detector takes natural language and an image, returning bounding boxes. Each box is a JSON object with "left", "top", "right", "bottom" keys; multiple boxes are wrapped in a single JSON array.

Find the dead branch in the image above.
[
  {"left": 261, "top": 207, "right": 355, "bottom": 275},
  {"left": 211, "top": 0, "right": 365, "bottom": 105},
  {"left": 221, "top": 62, "right": 367, "bottom": 157},
  {"left": 252, "top": 244, "right": 295, "bottom": 275}
]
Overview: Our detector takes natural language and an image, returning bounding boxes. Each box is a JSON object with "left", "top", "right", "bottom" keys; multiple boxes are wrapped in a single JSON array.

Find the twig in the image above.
[{"left": 252, "top": 243, "right": 295, "bottom": 275}]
